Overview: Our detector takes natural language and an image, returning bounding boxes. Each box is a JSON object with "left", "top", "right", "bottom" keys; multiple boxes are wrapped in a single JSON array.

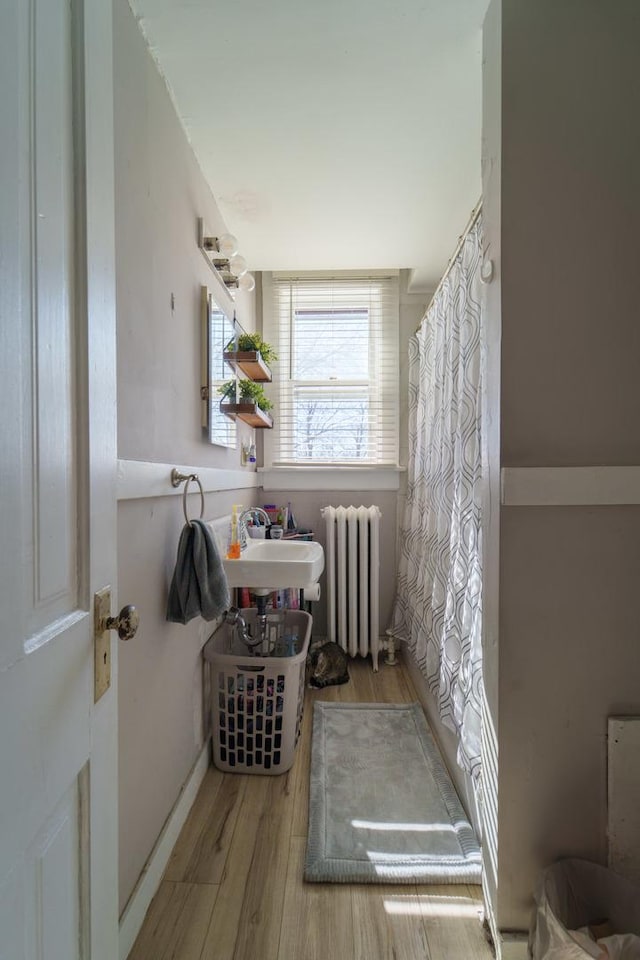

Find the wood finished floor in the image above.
[{"left": 128, "top": 654, "right": 493, "bottom": 960}]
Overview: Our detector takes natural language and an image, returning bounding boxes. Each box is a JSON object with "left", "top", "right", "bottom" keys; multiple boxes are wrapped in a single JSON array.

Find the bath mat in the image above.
[{"left": 305, "top": 701, "right": 482, "bottom": 884}]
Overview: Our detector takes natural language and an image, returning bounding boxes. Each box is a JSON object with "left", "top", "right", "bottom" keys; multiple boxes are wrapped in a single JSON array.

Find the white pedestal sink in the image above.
[{"left": 222, "top": 539, "right": 324, "bottom": 590}]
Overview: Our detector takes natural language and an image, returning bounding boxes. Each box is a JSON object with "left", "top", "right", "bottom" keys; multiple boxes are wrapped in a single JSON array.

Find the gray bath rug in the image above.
[{"left": 305, "top": 701, "right": 482, "bottom": 884}]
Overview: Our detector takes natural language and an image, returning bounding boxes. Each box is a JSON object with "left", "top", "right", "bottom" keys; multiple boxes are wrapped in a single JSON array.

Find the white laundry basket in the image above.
[{"left": 204, "top": 609, "right": 312, "bottom": 775}]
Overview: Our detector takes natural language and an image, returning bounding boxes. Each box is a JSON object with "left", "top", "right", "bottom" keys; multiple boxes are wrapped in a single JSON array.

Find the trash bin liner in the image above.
[{"left": 530, "top": 859, "right": 640, "bottom": 960}]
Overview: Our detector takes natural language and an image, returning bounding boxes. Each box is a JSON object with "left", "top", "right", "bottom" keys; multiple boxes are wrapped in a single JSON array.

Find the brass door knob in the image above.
[{"left": 105, "top": 605, "right": 140, "bottom": 642}]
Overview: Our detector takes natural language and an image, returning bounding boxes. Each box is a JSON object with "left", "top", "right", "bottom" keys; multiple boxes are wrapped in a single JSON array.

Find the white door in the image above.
[{"left": 0, "top": 0, "right": 121, "bottom": 957}]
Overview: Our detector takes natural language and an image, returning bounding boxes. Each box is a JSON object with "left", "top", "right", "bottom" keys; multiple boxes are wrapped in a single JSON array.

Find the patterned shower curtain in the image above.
[{"left": 390, "top": 215, "right": 483, "bottom": 779}]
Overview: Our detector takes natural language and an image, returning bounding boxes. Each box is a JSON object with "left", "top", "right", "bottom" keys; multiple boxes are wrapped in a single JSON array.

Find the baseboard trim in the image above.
[
  {"left": 118, "top": 741, "right": 211, "bottom": 959},
  {"left": 500, "top": 932, "right": 529, "bottom": 960}
]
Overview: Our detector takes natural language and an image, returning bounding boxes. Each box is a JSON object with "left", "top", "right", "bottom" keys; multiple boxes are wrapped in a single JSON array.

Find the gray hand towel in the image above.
[{"left": 166, "top": 519, "right": 230, "bottom": 624}]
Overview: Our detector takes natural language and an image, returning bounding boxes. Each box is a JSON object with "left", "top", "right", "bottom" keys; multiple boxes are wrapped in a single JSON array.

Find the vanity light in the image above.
[
  {"left": 199, "top": 219, "right": 255, "bottom": 295},
  {"left": 228, "top": 254, "right": 248, "bottom": 278},
  {"left": 223, "top": 265, "right": 256, "bottom": 294},
  {"left": 203, "top": 232, "right": 239, "bottom": 258}
]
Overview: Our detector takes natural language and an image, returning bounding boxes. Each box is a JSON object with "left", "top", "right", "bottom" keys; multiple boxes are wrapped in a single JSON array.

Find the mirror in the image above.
[{"left": 201, "top": 286, "right": 236, "bottom": 447}]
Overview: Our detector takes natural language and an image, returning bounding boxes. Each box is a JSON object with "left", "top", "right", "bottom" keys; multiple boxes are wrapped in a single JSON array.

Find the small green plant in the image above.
[
  {"left": 225, "top": 332, "right": 277, "bottom": 366},
  {"left": 218, "top": 379, "right": 273, "bottom": 413}
]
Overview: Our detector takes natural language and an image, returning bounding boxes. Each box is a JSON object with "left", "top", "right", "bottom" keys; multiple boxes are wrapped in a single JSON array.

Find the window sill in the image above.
[{"left": 257, "top": 465, "right": 405, "bottom": 492}]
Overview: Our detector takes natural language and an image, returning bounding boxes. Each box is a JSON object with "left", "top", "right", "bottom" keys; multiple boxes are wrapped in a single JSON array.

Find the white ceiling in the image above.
[{"left": 130, "top": 0, "right": 488, "bottom": 291}]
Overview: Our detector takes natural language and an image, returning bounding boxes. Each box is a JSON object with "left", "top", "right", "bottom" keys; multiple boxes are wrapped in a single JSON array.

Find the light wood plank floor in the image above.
[{"left": 128, "top": 654, "right": 493, "bottom": 960}]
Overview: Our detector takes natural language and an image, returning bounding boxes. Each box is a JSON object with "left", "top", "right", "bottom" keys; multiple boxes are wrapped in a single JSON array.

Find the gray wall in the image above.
[
  {"left": 117, "top": 491, "right": 239, "bottom": 913},
  {"left": 483, "top": 0, "right": 640, "bottom": 932},
  {"left": 114, "top": 0, "right": 256, "bottom": 468},
  {"left": 113, "top": 0, "right": 259, "bottom": 914},
  {"left": 499, "top": 508, "right": 640, "bottom": 927}
]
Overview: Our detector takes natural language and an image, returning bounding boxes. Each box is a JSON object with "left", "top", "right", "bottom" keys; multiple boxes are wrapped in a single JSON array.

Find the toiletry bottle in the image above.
[{"left": 227, "top": 504, "right": 241, "bottom": 559}]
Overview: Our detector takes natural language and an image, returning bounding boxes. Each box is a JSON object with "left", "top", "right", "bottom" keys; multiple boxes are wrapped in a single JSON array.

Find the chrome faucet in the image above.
[{"left": 238, "top": 507, "right": 271, "bottom": 546}]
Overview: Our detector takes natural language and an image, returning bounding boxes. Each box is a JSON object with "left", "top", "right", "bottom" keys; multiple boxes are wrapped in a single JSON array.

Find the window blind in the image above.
[{"left": 263, "top": 274, "right": 399, "bottom": 466}]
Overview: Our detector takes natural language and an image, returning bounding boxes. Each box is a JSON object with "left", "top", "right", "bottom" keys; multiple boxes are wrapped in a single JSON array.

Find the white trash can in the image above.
[{"left": 530, "top": 859, "right": 640, "bottom": 960}]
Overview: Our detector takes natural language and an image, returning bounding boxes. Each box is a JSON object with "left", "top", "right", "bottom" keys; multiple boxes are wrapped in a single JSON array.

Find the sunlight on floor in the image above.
[
  {"left": 351, "top": 818, "right": 458, "bottom": 833},
  {"left": 349, "top": 816, "right": 482, "bottom": 882},
  {"left": 368, "top": 851, "right": 457, "bottom": 862},
  {"left": 383, "top": 894, "right": 484, "bottom": 919}
]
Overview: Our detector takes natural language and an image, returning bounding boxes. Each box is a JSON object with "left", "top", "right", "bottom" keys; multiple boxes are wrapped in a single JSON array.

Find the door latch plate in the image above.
[{"left": 94, "top": 587, "right": 112, "bottom": 702}]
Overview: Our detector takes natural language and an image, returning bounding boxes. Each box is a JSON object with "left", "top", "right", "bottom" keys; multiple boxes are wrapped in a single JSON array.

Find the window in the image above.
[{"left": 263, "top": 274, "right": 399, "bottom": 466}]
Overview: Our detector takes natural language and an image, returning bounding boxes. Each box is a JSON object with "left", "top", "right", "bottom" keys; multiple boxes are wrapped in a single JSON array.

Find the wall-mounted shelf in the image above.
[
  {"left": 222, "top": 350, "right": 272, "bottom": 383},
  {"left": 220, "top": 403, "right": 274, "bottom": 429}
]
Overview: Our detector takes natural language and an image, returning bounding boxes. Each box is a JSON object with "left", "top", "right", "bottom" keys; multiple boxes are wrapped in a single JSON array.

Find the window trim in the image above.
[{"left": 262, "top": 271, "right": 400, "bottom": 469}]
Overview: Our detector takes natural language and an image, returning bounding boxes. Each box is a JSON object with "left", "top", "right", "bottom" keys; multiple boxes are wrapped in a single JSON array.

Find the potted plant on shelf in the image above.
[
  {"left": 223, "top": 333, "right": 277, "bottom": 382},
  {"left": 218, "top": 379, "right": 274, "bottom": 428}
]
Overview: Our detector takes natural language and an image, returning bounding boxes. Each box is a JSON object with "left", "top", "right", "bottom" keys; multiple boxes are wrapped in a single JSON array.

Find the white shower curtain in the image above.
[{"left": 390, "top": 215, "right": 483, "bottom": 779}]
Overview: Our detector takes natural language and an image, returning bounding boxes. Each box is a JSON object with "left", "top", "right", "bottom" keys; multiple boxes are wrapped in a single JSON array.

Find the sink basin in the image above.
[{"left": 222, "top": 539, "right": 324, "bottom": 589}]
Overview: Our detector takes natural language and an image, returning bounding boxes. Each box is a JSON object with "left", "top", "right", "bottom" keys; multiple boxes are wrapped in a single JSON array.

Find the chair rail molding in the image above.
[
  {"left": 117, "top": 459, "right": 259, "bottom": 501},
  {"left": 501, "top": 466, "right": 640, "bottom": 507}
]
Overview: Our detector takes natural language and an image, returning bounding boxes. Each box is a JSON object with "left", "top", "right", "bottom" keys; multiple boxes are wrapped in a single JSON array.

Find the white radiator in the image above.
[{"left": 322, "top": 505, "right": 381, "bottom": 671}]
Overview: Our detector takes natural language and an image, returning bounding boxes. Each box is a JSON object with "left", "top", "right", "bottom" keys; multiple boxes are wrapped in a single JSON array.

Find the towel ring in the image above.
[
  {"left": 171, "top": 469, "right": 205, "bottom": 526},
  {"left": 182, "top": 475, "right": 205, "bottom": 526}
]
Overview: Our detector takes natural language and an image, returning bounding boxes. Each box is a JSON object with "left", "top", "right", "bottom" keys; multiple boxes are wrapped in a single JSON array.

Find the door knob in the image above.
[
  {"left": 94, "top": 590, "right": 140, "bottom": 703},
  {"left": 105, "top": 604, "right": 140, "bottom": 641}
]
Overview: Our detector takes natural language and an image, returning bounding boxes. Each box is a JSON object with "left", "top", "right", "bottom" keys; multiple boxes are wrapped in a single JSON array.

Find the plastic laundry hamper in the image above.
[{"left": 203, "top": 609, "right": 312, "bottom": 775}]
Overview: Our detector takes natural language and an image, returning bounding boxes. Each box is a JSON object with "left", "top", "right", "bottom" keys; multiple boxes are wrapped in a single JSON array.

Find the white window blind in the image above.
[{"left": 263, "top": 274, "right": 399, "bottom": 466}]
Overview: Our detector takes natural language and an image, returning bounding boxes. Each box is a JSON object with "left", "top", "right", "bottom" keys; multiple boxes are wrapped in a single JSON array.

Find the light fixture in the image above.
[
  {"left": 228, "top": 254, "right": 248, "bottom": 278},
  {"left": 199, "top": 218, "right": 255, "bottom": 295},
  {"left": 203, "top": 232, "right": 238, "bottom": 258}
]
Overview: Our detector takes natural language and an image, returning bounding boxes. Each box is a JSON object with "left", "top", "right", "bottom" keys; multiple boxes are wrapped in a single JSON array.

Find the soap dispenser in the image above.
[{"left": 227, "top": 504, "right": 242, "bottom": 559}]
